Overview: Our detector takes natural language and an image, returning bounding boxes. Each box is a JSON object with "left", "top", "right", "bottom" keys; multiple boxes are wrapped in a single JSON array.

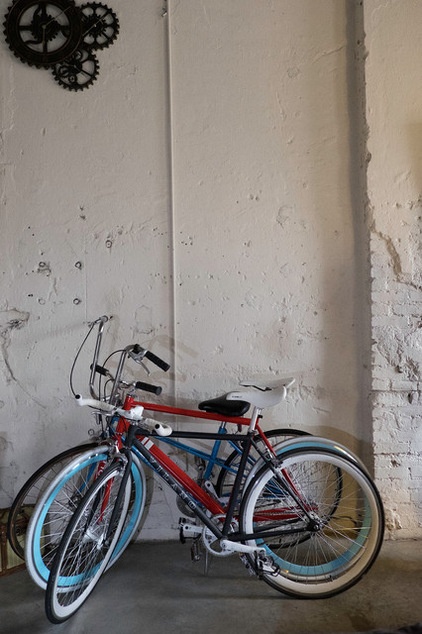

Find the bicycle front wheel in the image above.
[
  {"left": 7, "top": 442, "right": 96, "bottom": 559},
  {"left": 25, "top": 446, "right": 146, "bottom": 589},
  {"left": 240, "top": 448, "right": 384, "bottom": 598},
  {"left": 45, "top": 459, "right": 131, "bottom": 624}
]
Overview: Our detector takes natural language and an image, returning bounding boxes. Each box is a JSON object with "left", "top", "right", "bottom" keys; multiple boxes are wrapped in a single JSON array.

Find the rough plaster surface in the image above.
[
  {"left": 0, "top": 0, "right": 420, "bottom": 539},
  {"left": 365, "top": 0, "right": 422, "bottom": 538},
  {"left": 169, "top": 0, "right": 370, "bottom": 443}
]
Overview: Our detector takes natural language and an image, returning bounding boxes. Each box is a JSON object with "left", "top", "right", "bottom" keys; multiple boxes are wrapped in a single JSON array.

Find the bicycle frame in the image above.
[
  {"left": 113, "top": 395, "right": 270, "bottom": 512},
  {"left": 131, "top": 424, "right": 254, "bottom": 540},
  {"left": 124, "top": 421, "right": 312, "bottom": 548},
  {"left": 125, "top": 396, "right": 275, "bottom": 468},
  {"left": 109, "top": 392, "right": 311, "bottom": 550}
]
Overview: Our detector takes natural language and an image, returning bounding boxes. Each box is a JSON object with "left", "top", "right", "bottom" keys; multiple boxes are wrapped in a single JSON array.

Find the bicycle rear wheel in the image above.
[
  {"left": 215, "top": 428, "right": 310, "bottom": 499},
  {"left": 240, "top": 447, "right": 384, "bottom": 598},
  {"left": 25, "top": 446, "right": 146, "bottom": 589},
  {"left": 45, "top": 459, "right": 131, "bottom": 624},
  {"left": 7, "top": 442, "right": 96, "bottom": 559}
]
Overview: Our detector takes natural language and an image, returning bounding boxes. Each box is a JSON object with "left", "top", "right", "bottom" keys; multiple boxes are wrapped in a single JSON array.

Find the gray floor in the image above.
[{"left": 0, "top": 539, "right": 421, "bottom": 634}]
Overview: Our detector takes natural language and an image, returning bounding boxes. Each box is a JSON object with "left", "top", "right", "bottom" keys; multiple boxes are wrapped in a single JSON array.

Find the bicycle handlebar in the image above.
[
  {"left": 144, "top": 349, "right": 171, "bottom": 372},
  {"left": 75, "top": 395, "right": 173, "bottom": 436},
  {"left": 91, "top": 363, "right": 162, "bottom": 395},
  {"left": 134, "top": 381, "right": 162, "bottom": 395},
  {"left": 131, "top": 345, "right": 170, "bottom": 372}
]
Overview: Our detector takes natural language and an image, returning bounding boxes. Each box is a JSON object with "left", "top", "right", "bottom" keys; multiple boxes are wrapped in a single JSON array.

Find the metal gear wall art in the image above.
[{"left": 3, "top": 0, "right": 119, "bottom": 91}]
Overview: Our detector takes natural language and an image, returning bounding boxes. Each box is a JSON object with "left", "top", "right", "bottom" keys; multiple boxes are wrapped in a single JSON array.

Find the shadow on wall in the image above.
[
  {"left": 345, "top": 0, "right": 373, "bottom": 468},
  {"left": 295, "top": 1, "right": 373, "bottom": 464}
]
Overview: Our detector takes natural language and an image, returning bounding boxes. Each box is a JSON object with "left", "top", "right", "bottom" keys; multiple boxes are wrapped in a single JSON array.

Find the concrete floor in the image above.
[{"left": 0, "top": 540, "right": 421, "bottom": 634}]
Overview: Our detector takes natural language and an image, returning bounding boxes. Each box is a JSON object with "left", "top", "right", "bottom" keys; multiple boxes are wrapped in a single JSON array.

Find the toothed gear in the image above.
[
  {"left": 52, "top": 45, "right": 99, "bottom": 90},
  {"left": 80, "top": 2, "right": 118, "bottom": 50},
  {"left": 3, "top": 0, "right": 83, "bottom": 67}
]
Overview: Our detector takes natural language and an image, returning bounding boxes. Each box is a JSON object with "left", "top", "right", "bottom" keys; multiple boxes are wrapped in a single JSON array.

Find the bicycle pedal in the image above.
[
  {"left": 178, "top": 517, "right": 202, "bottom": 543},
  {"left": 256, "top": 554, "right": 280, "bottom": 578}
]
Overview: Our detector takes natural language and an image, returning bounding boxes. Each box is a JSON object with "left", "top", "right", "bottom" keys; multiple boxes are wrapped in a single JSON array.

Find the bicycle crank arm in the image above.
[{"left": 220, "top": 540, "right": 266, "bottom": 556}]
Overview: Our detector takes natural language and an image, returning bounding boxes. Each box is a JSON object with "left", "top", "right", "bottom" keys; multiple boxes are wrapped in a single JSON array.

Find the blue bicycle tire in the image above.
[
  {"left": 25, "top": 446, "right": 145, "bottom": 589},
  {"left": 7, "top": 442, "right": 96, "bottom": 559},
  {"left": 240, "top": 444, "right": 384, "bottom": 598},
  {"left": 45, "top": 459, "right": 131, "bottom": 623}
]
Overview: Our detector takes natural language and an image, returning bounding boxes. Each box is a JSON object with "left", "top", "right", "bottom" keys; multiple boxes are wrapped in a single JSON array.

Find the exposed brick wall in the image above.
[
  {"left": 366, "top": 0, "right": 422, "bottom": 538},
  {"left": 371, "top": 237, "right": 422, "bottom": 537}
]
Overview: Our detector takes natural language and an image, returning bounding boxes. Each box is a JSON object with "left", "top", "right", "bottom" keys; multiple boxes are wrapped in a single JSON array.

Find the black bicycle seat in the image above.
[{"left": 198, "top": 394, "right": 250, "bottom": 417}]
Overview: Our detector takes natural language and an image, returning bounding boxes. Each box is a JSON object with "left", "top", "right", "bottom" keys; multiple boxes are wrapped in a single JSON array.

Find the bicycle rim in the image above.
[
  {"left": 215, "top": 428, "right": 310, "bottom": 500},
  {"left": 240, "top": 448, "right": 384, "bottom": 598},
  {"left": 108, "top": 453, "right": 146, "bottom": 562},
  {"left": 7, "top": 442, "right": 96, "bottom": 559},
  {"left": 25, "top": 447, "right": 112, "bottom": 589},
  {"left": 45, "top": 461, "right": 131, "bottom": 623},
  {"left": 26, "top": 447, "right": 145, "bottom": 589}
]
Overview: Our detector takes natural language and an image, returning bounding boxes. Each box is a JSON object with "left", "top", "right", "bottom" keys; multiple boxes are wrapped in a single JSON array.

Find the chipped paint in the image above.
[
  {"left": 365, "top": 0, "right": 422, "bottom": 538},
  {"left": 0, "top": 309, "right": 30, "bottom": 384}
]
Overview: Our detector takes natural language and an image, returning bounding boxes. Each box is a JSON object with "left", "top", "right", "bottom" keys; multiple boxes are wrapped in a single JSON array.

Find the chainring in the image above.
[{"left": 201, "top": 516, "right": 239, "bottom": 558}]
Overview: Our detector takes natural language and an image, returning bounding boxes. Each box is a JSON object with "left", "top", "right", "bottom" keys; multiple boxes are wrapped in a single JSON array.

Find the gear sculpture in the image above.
[{"left": 3, "top": 0, "right": 119, "bottom": 90}]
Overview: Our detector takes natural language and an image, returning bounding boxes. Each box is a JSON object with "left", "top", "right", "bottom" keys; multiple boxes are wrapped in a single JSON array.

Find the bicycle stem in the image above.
[{"left": 109, "top": 346, "right": 131, "bottom": 405}]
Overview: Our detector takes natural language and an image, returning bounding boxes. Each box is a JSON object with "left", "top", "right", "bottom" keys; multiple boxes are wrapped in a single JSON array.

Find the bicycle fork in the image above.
[{"left": 83, "top": 448, "right": 132, "bottom": 550}]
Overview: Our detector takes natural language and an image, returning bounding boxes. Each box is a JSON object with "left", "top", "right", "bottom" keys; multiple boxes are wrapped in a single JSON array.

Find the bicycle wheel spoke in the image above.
[
  {"left": 46, "top": 462, "right": 131, "bottom": 623},
  {"left": 7, "top": 443, "right": 96, "bottom": 559},
  {"left": 240, "top": 448, "right": 384, "bottom": 597}
]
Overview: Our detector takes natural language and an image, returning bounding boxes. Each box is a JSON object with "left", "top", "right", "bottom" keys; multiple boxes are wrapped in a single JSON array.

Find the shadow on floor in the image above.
[{"left": 0, "top": 539, "right": 421, "bottom": 634}]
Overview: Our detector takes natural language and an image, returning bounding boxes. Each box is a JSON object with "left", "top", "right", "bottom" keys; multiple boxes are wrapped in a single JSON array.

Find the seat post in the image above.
[{"left": 248, "top": 407, "right": 262, "bottom": 433}]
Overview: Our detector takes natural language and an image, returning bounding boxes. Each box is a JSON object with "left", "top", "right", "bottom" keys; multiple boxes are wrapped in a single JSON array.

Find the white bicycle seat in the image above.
[{"left": 226, "top": 377, "right": 295, "bottom": 409}]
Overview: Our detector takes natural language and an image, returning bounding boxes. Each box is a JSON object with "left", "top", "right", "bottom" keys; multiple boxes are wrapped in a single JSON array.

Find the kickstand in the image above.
[
  {"left": 203, "top": 547, "right": 211, "bottom": 576},
  {"left": 190, "top": 536, "right": 212, "bottom": 576},
  {"left": 190, "top": 535, "right": 202, "bottom": 563}
]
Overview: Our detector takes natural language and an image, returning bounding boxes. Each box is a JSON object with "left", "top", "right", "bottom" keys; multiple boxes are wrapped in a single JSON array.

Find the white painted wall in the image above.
[
  {"left": 169, "top": 0, "right": 369, "bottom": 446},
  {"left": 0, "top": 1, "right": 173, "bottom": 513},
  {"left": 1, "top": 0, "right": 420, "bottom": 540}
]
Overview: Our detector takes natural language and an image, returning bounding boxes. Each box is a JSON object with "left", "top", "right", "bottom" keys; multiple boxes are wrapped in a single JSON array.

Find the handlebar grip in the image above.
[
  {"left": 90, "top": 364, "right": 108, "bottom": 377},
  {"left": 135, "top": 381, "right": 163, "bottom": 395},
  {"left": 144, "top": 350, "right": 170, "bottom": 372},
  {"left": 75, "top": 395, "right": 114, "bottom": 412}
]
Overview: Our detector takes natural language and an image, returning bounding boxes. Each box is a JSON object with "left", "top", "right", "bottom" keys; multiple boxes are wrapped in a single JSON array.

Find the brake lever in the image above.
[{"left": 128, "top": 348, "right": 151, "bottom": 375}]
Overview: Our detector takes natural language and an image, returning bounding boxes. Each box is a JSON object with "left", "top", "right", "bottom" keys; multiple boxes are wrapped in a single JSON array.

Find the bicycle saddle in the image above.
[
  {"left": 198, "top": 378, "right": 295, "bottom": 415},
  {"left": 198, "top": 395, "right": 250, "bottom": 417},
  {"left": 227, "top": 377, "right": 295, "bottom": 409}
]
